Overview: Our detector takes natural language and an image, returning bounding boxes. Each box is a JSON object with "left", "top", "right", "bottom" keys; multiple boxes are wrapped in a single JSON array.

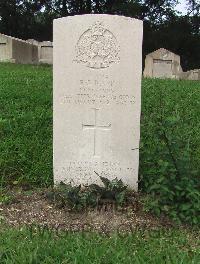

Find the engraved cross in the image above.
[{"left": 82, "top": 108, "right": 111, "bottom": 157}]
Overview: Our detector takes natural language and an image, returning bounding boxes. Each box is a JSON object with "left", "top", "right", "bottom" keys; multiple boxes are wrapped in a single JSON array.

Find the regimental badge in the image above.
[{"left": 75, "top": 21, "right": 120, "bottom": 69}]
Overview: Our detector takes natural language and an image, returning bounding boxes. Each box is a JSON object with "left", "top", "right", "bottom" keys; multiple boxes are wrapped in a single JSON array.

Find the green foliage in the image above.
[
  {"left": 143, "top": 15, "right": 200, "bottom": 70},
  {"left": 1, "top": 64, "right": 200, "bottom": 225},
  {"left": 0, "top": 226, "right": 199, "bottom": 263},
  {"left": 48, "top": 175, "right": 128, "bottom": 210},
  {"left": 140, "top": 78, "right": 200, "bottom": 225},
  {"left": 0, "top": 63, "right": 52, "bottom": 187},
  {"left": 0, "top": 194, "right": 13, "bottom": 205},
  {"left": 90, "top": 173, "right": 128, "bottom": 205},
  {"left": 49, "top": 183, "right": 98, "bottom": 210},
  {"left": 0, "top": 1, "right": 200, "bottom": 69}
]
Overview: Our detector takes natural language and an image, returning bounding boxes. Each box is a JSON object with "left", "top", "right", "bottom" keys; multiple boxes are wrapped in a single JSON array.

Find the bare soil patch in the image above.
[{"left": 0, "top": 189, "right": 176, "bottom": 233}]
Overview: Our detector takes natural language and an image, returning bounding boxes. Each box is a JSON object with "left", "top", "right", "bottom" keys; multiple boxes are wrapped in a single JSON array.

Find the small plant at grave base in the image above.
[
  {"left": 0, "top": 192, "right": 14, "bottom": 205},
  {"left": 89, "top": 172, "right": 129, "bottom": 207},
  {"left": 46, "top": 174, "right": 129, "bottom": 210},
  {"left": 47, "top": 183, "right": 84, "bottom": 210}
]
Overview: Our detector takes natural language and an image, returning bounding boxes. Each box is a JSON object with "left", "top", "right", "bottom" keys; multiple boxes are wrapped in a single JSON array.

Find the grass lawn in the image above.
[
  {"left": 0, "top": 62, "right": 199, "bottom": 188},
  {"left": 0, "top": 63, "right": 52, "bottom": 187},
  {"left": 0, "top": 226, "right": 199, "bottom": 263},
  {"left": 0, "top": 63, "right": 199, "bottom": 263}
]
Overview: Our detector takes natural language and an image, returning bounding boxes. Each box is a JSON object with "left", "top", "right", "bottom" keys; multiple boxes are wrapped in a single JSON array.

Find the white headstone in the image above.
[{"left": 53, "top": 15, "right": 143, "bottom": 189}]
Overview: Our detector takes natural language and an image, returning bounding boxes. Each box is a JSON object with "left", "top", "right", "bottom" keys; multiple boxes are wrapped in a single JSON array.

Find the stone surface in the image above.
[
  {"left": 143, "top": 48, "right": 182, "bottom": 79},
  {"left": 27, "top": 39, "right": 53, "bottom": 64},
  {"left": 53, "top": 14, "right": 143, "bottom": 189},
  {"left": 27, "top": 39, "right": 40, "bottom": 46},
  {"left": 179, "top": 69, "right": 200, "bottom": 81},
  {"left": 39, "top": 41, "right": 53, "bottom": 64},
  {"left": 0, "top": 33, "right": 38, "bottom": 64},
  {"left": 0, "top": 34, "right": 12, "bottom": 61}
]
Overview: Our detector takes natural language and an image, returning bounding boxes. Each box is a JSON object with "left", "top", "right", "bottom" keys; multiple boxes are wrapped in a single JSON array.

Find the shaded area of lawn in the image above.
[{"left": 0, "top": 226, "right": 199, "bottom": 264}]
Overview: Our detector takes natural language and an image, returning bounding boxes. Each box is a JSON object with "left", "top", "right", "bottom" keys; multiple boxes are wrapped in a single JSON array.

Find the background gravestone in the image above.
[
  {"left": 0, "top": 33, "right": 38, "bottom": 64},
  {"left": 0, "top": 34, "right": 11, "bottom": 61},
  {"left": 27, "top": 39, "right": 40, "bottom": 46},
  {"left": 179, "top": 69, "right": 200, "bottom": 81},
  {"left": 39, "top": 41, "right": 53, "bottom": 64},
  {"left": 143, "top": 48, "right": 182, "bottom": 79},
  {"left": 27, "top": 40, "right": 53, "bottom": 64},
  {"left": 53, "top": 15, "right": 143, "bottom": 189}
]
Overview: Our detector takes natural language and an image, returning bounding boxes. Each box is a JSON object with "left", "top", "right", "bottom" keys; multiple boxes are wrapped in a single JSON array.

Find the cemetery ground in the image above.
[{"left": 0, "top": 63, "right": 199, "bottom": 263}]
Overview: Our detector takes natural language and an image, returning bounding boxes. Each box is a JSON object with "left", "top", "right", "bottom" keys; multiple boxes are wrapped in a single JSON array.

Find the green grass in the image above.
[
  {"left": 0, "top": 63, "right": 200, "bottom": 263},
  {"left": 0, "top": 62, "right": 199, "bottom": 188},
  {"left": 140, "top": 78, "right": 200, "bottom": 224},
  {"left": 0, "top": 226, "right": 199, "bottom": 263},
  {"left": 0, "top": 62, "right": 200, "bottom": 224},
  {"left": 141, "top": 77, "right": 200, "bottom": 181},
  {"left": 0, "top": 63, "right": 52, "bottom": 187}
]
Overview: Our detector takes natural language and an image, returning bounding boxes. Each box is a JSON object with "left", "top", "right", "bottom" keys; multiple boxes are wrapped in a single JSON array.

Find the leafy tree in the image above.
[
  {"left": 143, "top": 14, "right": 200, "bottom": 70},
  {"left": 187, "top": 0, "right": 200, "bottom": 15},
  {"left": 0, "top": 0, "right": 199, "bottom": 68}
]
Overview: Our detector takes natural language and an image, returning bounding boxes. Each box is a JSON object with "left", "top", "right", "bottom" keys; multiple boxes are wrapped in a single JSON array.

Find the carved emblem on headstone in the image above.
[
  {"left": 161, "top": 49, "right": 169, "bottom": 59},
  {"left": 75, "top": 21, "right": 120, "bottom": 69}
]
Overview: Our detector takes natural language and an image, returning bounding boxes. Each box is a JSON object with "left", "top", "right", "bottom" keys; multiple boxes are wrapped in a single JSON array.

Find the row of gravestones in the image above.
[
  {"left": 0, "top": 33, "right": 53, "bottom": 65},
  {"left": 0, "top": 32, "right": 199, "bottom": 80},
  {"left": 143, "top": 48, "right": 200, "bottom": 81}
]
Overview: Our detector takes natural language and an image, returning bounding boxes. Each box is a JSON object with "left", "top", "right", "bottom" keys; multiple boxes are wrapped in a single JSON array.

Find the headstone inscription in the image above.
[{"left": 53, "top": 15, "right": 143, "bottom": 189}]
